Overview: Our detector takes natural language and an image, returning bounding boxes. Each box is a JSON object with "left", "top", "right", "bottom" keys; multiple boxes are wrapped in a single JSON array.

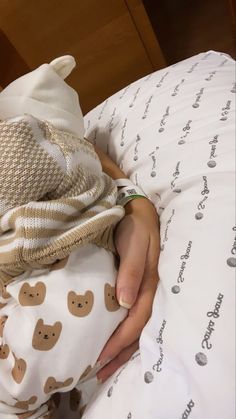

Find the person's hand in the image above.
[{"left": 97, "top": 197, "right": 160, "bottom": 382}]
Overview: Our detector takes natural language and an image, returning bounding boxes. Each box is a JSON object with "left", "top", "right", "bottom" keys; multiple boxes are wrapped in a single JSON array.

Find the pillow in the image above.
[
  {"left": 83, "top": 51, "right": 235, "bottom": 419},
  {"left": 84, "top": 50, "right": 235, "bottom": 211}
]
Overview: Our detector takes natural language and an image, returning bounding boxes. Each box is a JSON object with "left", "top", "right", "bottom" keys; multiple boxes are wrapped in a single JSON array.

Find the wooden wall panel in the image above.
[
  {"left": 126, "top": 0, "right": 165, "bottom": 69},
  {"left": 0, "top": 28, "right": 29, "bottom": 89},
  {"left": 143, "top": 0, "right": 236, "bottom": 65},
  {"left": 0, "top": 0, "right": 166, "bottom": 113}
]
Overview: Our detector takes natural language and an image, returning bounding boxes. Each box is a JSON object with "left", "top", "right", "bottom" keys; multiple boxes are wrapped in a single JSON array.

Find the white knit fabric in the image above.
[
  {"left": 0, "top": 55, "right": 84, "bottom": 137},
  {"left": 0, "top": 244, "right": 127, "bottom": 418},
  {"left": 0, "top": 56, "right": 126, "bottom": 419},
  {"left": 0, "top": 58, "right": 125, "bottom": 279}
]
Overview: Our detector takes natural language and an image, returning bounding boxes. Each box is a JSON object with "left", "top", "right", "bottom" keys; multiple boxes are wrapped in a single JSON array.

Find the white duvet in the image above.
[{"left": 80, "top": 51, "right": 236, "bottom": 419}]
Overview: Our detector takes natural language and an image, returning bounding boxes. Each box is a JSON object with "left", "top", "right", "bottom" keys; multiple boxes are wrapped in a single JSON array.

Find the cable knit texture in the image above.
[
  {"left": 0, "top": 115, "right": 124, "bottom": 282},
  {"left": 0, "top": 55, "right": 125, "bottom": 282}
]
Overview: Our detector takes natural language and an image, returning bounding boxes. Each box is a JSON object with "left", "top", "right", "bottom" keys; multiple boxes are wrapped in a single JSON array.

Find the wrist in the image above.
[
  {"left": 116, "top": 183, "right": 148, "bottom": 208},
  {"left": 93, "top": 146, "right": 156, "bottom": 216},
  {"left": 124, "top": 196, "right": 155, "bottom": 215},
  {"left": 93, "top": 145, "right": 126, "bottom": 180}
]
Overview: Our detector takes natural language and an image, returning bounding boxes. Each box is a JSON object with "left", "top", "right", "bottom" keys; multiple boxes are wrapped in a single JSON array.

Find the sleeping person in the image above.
[{"left": 0, "top": 56, "right": 159, "bottom": 418}]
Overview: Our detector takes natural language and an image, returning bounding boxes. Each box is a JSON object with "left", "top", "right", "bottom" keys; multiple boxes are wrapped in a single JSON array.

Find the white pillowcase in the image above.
[
  {"left": 84, "top": 50, "right": 235, "bottom": 211},
  {"left": 83, "top": 51, "right": 235, "bottom": 419}
]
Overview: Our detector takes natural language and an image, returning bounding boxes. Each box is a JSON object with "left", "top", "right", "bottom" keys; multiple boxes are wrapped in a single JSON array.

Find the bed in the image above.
[
  {"left": 0, "top": 48, "right": 234, "bottom": 419},
  {"left": 72, "top": 50, "right": 236, "bottom": 419}
]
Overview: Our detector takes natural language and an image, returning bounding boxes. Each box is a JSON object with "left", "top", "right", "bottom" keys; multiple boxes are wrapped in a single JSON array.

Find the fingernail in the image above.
[
  {"left": 93, "top": 361, "right": 102, "bottom": 368},
  {"left": 94, "top": 358, "right": 110, "bottom": 369},
  {"left": 94, "top": 360, "right": 102, "bottom": 370},
  {"left": 118, "top": 289, "right": 135, "bottom": 309},
  {"left": 96, "top": 376, "right": 103, "bottom": 385}
]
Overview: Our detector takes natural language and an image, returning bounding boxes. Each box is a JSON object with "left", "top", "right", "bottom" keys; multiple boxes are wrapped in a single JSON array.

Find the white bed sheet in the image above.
[{"left": 80, "top": 51, "right": 235, "bottom": 419}]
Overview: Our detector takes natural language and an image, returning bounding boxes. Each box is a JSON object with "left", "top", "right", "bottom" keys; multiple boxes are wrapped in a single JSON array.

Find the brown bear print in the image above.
[
  {"left": 14, "top": 395, "right": 37, "bottom": 410},
  {"left": 0, "top": 343, "right": 9, "bottom": 359},
  {"left": 80, "top": 404, "right": 87, "bottom": 417},
  {"left": 104, "top": 283, "right": 120, "bottom": 311},
  {"left": 50, "top": 256, "right": 69, "bottom": 271},
  {"left": 32, "top": 319, "right": 62, "bottom": 351},
  {"left": 70, "top": 388, "right": 81, "bottom": 411},
  {"left": 0, "top": 302, "right": 7, "bottom": 309},
  {"left": 17, "top": 410, "right": 37, "bottom": 419},
  {"left": 79, "top": 365, "right": 92, "bottom": 382},
  {"left": 52, "top": 392, "right": 61, "bottom": 409},
  {"left": 0, "top": 315, "right": 7, "bottom": 337},
  {"left": 0, "top": 282, "right": 11, "bottom": 299},
  {"left": 11, "top": 352, "right": 27, "bottom": 383},
  {"left": 19, "top": 282, "right": 46, "bottom": 306},
  {"left": 67, "top": 290, "right": 94, "bottom": 317},
  {"left": 43, "top": 398, "right": 56, "bottom": 418},
  {"left": 44, "top": 376, "right": 73, "bottom": 394}
]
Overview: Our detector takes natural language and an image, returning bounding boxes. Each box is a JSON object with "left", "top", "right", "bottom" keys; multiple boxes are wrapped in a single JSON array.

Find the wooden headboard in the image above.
[
  {"left": 0, "top": 0, "right": 166, "bottom": 113},
  {"left": 0, "top": 29, "right": 30, "bottom": 91}
]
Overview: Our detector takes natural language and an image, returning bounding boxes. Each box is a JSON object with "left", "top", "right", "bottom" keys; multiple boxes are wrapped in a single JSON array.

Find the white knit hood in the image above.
[
  {"left": 0, "top": 55, "right": 85, "bottom": 137},
  {"left": 0, "top": 57, "right": 124, "bottom": 282}
]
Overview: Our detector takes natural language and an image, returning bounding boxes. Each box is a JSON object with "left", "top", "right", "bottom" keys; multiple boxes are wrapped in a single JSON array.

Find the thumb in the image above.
[{"left": 116, "top": 230, "right": 149, "bottom": 309}]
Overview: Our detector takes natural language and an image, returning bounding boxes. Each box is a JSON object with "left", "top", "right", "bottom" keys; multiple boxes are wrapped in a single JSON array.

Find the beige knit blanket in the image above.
[{"left": 0, "top": 115, "right": 124, "bottom": 283}]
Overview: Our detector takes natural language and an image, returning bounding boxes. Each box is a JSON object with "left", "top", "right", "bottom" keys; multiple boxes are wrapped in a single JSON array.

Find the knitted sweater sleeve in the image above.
[{"left": 0, "top": 115, "right": 124, "bottom": 282}]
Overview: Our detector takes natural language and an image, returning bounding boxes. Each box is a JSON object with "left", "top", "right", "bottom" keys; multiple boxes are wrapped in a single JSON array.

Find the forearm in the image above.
[
  {"left": 94, "top": 145, "right": 126, "bottom": 180},
  {"left": 94, "top": 145, "right": 155, "bottom": 216}
]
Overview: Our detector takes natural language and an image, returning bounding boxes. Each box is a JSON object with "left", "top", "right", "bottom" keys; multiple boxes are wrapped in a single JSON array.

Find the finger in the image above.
[
  {"left": 141, "top": 235, "right": 160, "bottom": 289},
  {"left": 115, "top": 219, "right": 149, "bottom": 309},
  {"left": 97, "top": 340, "right": 139, "bottom": 383},
  {"left": 98, "top": 275, "right": 155, "bottom": 364},
  {"left": 97, "top": 315, "right": 142, "bottom": 364},
  {"left": 149, "top": 233, "right": 160, "bottom": 268},
  {"left": 98, "top": 233, "right": 159, "bottom": 366}
]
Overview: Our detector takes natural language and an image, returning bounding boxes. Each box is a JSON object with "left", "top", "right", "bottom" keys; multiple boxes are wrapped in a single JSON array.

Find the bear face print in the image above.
[
  {"left": 80, "top": 405, "right": 87, "bottom": 416},
  {"left": 0, "top": 316, "right": 7, "bottom": 338},
  {"left": 19, "top": 281, "right": 46, "bottom": 306},
  {"left": 0, "top": 282, "right": 11, "bottom": 299},
  {"left": 79, "top": 365, "right": 92, "bottom": 382},
  {"left": 104, "top": 283, "right": 120, "bottom": 311},
  {"left": 70, "top": 388, "right": 81, "bottom": 411},
  {"left": 45, "top": 397, "right": 56, "bottom": 417},
  {"left": 0, "top": 343, "right": 9, "bottom": 359},
  {"left": 14, "top": 396, "right": 37, "bottom": 410},
  {"left": 12, "top": 353, "right": 27, "bottom": 384},
  {"left": 32, "top": 319, "right": 62, "bottom": 351},
  {"left": 67, "top": 290, "right": 94, "bottom": 317},
  {"left": 44, "top": 376, "right": 73, "bottom": 394},
  {"left": 17, "top": 410, "right": 37, "bottom": 419},
  {"left": 52, "top": 392, "right": 61, "bottom": 409},
  {"left": 50, "top": 256, "right": 69, "bottom": 271}
]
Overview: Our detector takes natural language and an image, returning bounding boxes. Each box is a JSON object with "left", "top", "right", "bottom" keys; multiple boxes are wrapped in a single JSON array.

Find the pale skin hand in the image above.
[{"left": 93, "top": 145, "right": 160, "bottom": 382}]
